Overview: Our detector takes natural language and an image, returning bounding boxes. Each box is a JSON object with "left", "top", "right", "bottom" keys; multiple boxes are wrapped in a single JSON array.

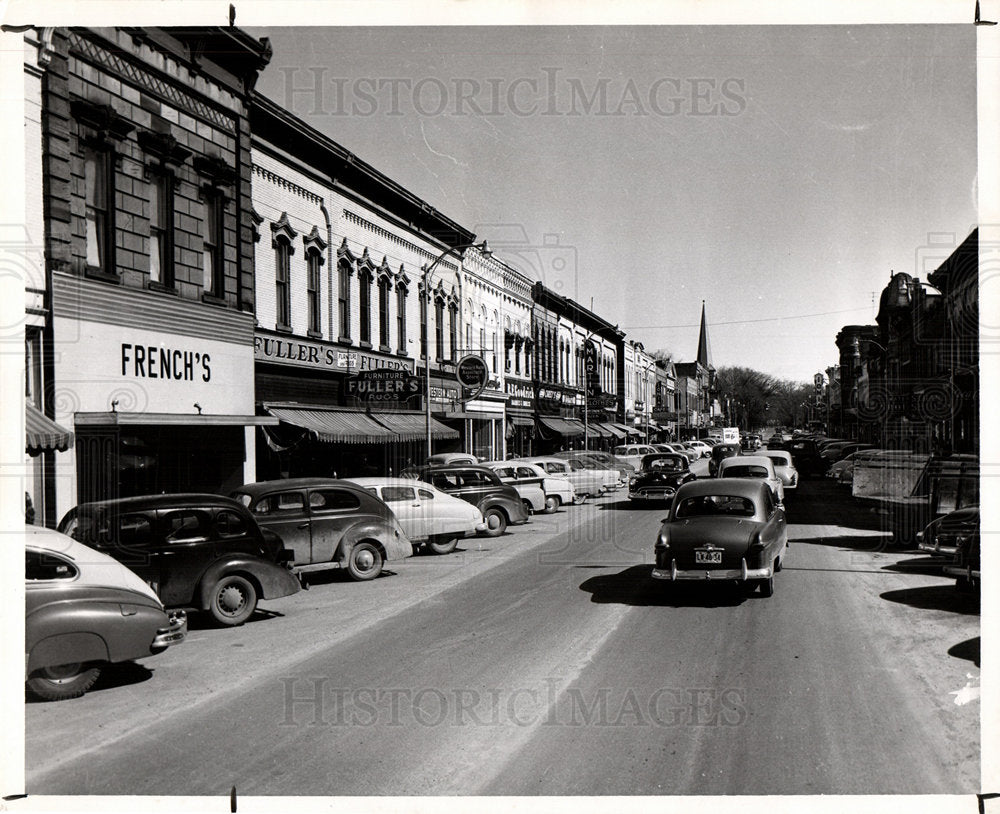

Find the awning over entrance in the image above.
[
  {"left": 440, "top": 411, "right": 500, "bottom": 421},
  {"left": 74, "top": 412, "right": 279, "bottom": 426},
  {"left": 598, "top": 422, "right": 626, "bottom": 439},
  {"left": 26, "top": 402, "right": 73, "bottom": 455},
  {"left": 612, "top": 422, "right": 643, "bottom": 437},
  {"left": 370, "top": 412, "right": 459, "bottom": 441},
  {"left": 264, "top": 405, "right": 398, "bottom": 444},
  {"left": 575, "top": 419, "right": 611, "bottom": 438},
  {"left": 537, "top": 416, "right": 584, "bottom": 437},
  {"left": 508, "top": 416, "right": 534, "bottom": 427}
]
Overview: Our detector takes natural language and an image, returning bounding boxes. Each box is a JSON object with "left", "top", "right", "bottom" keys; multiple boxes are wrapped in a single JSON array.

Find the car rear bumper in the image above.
[
  {"left": 917, "top": 541, "right": 958, "bottom": 556},
  {"left": 151, "top": 609, "right": 187, "bottom": 649},
  {"left": 943, "top": 564, "right": 980, "bottom": 580},
  {"left": 651, "top": 559, "right": 774, "bottom": 582}
]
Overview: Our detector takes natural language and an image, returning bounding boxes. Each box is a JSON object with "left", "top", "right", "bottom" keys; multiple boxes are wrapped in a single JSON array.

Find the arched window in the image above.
[
  {"left": 378, "top": 276, "right": 392, "bottom": 350},
  {"left": 449, "top": 302, "right": 458, "bottom": 361},
  {"left": 396, "top": 282, "right": 408, "bottom": 353},
  {"left": 434, "top": 295, "right": 445, "bottom": 362},
  {"left": 358, "top": 265, "right": 373, "bottom": 346},
  {"left": 338, "top": 259, "right": 352, "bottom": 341}
]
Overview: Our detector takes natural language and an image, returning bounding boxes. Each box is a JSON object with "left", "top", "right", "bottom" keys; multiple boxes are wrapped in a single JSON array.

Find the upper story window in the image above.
[
  {"left": 358, "top": 265, "right": 373, "bottom": 346},
  {"left": 419, "top": 289, "right": 428, "bottom": 360},
  {"left": 271, "top": 213, "right": 297, "bottom": 330},
  {"left": 338, "top": 258, "right": 352, "bottom": 342},
  {"left": 396, "top": 280, "right": 408, "bottom": 353},
  {"left": 434, "top": 298, "right": 445, "bottom": 362},
  {"left": 138, "top": 131, "right": 189, "bottom": 291},
  {"left": 449, "top": 303, "right": 458, "bottom": 361},
  {"left": 302, "top": 227, "right": 327, "bottom": 338},
  {"left": 379, "top": 275, "right": 392, "bottom": 350},
  {"left": 194, "top": 156, "right": 236, "bottom": 302}
]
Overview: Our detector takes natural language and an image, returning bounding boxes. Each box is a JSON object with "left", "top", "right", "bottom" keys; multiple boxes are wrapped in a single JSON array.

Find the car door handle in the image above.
[
  {"left": 412, "top": 503, "right": 421, "bottom": 507},
  {"left": 297, "top": 522, "right": 309, "bottom": 529}
]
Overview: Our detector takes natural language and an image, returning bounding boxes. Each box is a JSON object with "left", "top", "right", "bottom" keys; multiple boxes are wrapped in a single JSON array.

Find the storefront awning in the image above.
[
  {"left": 598, "top": 422, "right": 626, "bottom": 439},
  {"left": 537, "top": 416, "right": 584, "bottom": 437},
  {"left": 74, "top": 412, "right": 279, "bottom": 426},
  {"left": 265, "top": 405, "right": 397, "bottom": 444},
  {"left": 370, "top": 412, "right": 459, "bottom": 441},
  {"left": 575, "top": 419, "right": 611, "bottom": 438},
  {"left": 611, "top": 422, "right": 643, "bottom": 437},
  {"left": 26, "top": 402, "right": 73, "bottom": 455},
  {"left": 508, "top": 415, "right": 534, "bottom": 427},
  {"left": 440, "top": 410, "right": 500, "bottom": 421}
]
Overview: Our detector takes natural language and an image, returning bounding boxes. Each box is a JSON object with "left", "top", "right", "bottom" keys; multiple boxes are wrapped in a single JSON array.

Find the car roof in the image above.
[
  {"left": 723, "top": 455, "right": 774, "bottom": 467},
  {"left": 233, "top": 478, "right": 373, "bottom": 497},
  {"left": 345, "top": 476, "right": 437, "bottom": 489},
  {"left": 409, "top": 463, "right": 497, "bottom": 474},
  {"left": 674, "top": 478, "right": 770, "bottom": 500},
  {"left": 71, "top": 493, "right": 246, "bottom": 512}
]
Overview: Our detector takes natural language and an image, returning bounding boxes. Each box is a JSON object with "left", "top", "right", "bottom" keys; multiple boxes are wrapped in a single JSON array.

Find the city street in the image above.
[{"left": 24, "top": 471, "right": 980, "bottom": 797}]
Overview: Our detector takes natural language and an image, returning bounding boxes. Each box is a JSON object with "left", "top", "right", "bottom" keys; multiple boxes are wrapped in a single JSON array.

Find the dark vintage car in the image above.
[
  {"left": 628, "top": 453, "right": 696, "bottom": 502},
  {"left": 918, "top": 505, "right": 980, "bottom": 558},
  {"left": 708, "top": 443, "right": 742, "bottom": 477},
  {"left": 403, "top": 464, "right": 530, "bottom": 536},
  {"left": 58, "top": 494, "right": 300, "bottom": 626},
  {"left": 651, "top": 479, "right": 788, "bottom": 596},
  {"left": 785, "top": 438, "right": 828, "bottom": 477},
  {"left": 942, "top": 511, "right": 980, "bottom": 592},
  {"left": 232, "top": 479, "right": 414, "bottom": 581},
  {"left": 26, "top": 525, "right": 187, "bottom": 700}
]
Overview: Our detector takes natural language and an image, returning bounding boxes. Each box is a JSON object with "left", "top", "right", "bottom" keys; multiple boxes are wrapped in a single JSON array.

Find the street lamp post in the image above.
[
  {"left": 421, "top": 240, "right": 492, "bottom": 460},
  {"left": 640, "top": 361, "right": 654, "bottom": 442}
]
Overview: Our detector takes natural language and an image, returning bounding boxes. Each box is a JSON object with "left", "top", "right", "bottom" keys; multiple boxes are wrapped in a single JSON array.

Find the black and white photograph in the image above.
[{"left": 1, "top": 0, "right": 996, "bottom": 811}]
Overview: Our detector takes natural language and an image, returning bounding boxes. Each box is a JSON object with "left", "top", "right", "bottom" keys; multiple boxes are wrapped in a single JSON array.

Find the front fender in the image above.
[
  {"left": 196, "top": 555, "right": 301, "bottom": 607},
  {"left": 336, "top": 521, "right": 413, "bottom": 564}
]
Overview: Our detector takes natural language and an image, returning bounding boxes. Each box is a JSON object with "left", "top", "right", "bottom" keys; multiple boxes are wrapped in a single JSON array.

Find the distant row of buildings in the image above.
[
  {"left": 21, "top": 26, "right": 719, "bottom": 526},
  {"left": 824, "top": 229, "right": 978, "bottom": 455}
]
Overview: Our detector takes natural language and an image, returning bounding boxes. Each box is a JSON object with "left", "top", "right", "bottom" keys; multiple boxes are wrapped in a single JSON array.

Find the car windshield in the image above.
[{"left": 675, "top": 495, "right": 756, "bottom": 518}]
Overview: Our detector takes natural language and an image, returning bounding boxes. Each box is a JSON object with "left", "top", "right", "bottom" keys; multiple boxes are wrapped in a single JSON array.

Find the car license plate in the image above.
[{"left": 695, "top": 550, "right": 722, "bottom": 564}]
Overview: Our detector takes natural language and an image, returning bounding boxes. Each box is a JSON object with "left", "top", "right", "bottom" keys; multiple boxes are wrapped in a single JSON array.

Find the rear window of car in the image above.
[
  {"left": 215, "top": 510, "right": 249, "bottom": 538},
  {"left": 675, "top": 495, "right": 756, "bottom": 518},
  {"left": 721, "top": 465, "right": 769, "bottom": 478},
  {"left": 26, "top": 549, "right": 78, "bottom": 581},
  {"left": 457, "top": 470, "right": 497, "bottom": 487},
  {"left": 163, "top": 511, "right": 210, "bottom": 541},
  {"left": 251, "top": 492, "right": 305, "bottom": 515},
  {"left": 543, "top": 462, "right": 567, "bottom": 474},
  {"left": 516, "top": 466, "right": 538, "bottom": 478}
]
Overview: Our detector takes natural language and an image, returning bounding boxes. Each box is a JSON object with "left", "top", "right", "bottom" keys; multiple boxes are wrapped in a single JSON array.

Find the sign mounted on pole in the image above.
[{"left": 456, "top": 355, "right": 490, "bottom": 402}]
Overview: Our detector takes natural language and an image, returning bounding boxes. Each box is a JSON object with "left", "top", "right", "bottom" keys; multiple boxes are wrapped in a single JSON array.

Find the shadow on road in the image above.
[
  {"left": 186, "top": 606, "right": 288, "bottom": 631},
  {"left": 579, "top": 565, "right": 748, "bottom": 607},
  {"left": 880, "top": 556, "right": 954, "bottom": 577},
  {"left": 880, "top": 585, "right": 980, "bottom": 616},
  {"left": 789, "top": 533, "right": 894, "bottom": 553},
  {"left": 948, "top": 637, "right": 981, "bottom": 667},
  {"left": 790, "top": 478, "right": 886, "bottom": 531},
  {"left": 598, "top": 498, "right": 670, "bottom": 512}
]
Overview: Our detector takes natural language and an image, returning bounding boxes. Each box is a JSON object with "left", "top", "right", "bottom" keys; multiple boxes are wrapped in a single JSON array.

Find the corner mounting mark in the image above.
[{"left": 975, "top": 0, "right": 998, "bottom": 25}]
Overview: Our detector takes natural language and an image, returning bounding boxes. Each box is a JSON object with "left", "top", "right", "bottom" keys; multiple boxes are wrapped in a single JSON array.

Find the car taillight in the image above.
[{"left": 654, "top": 528, "right": 669, "bottom": 550}]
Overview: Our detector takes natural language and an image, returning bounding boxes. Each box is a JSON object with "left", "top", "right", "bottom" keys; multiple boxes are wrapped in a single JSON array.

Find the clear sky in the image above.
[{"left": 248, "top": 24, "right": 977, "bottom": 383}]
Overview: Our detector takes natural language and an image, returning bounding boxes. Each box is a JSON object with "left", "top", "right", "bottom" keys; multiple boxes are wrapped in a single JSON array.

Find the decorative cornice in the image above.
[
  {"left": 341, "top": 209, "right": 459, "bottom": 274},
  {"left": 253, "top": 163, "right": 324, "bottom": 206},
  {"left": 271, "top": 212, "right": 297, "bottom": 248}
]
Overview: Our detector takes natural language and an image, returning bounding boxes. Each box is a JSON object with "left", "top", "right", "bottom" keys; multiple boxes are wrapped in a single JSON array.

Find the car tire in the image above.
[
  {"left": 522, "top": 499, "right": 534, "bottom": 515},
  {"left": 428, "top": 536, "right": 458, "bottom": 555},
  {"left": 572, "top": 494, "right": 588, "bottom": 505},
  {"left": 27, "top": 662, "right": 102, "bottom": 701},
  {"left": 481, "top": 508, "right": 508, "bottom": 537},
  {"left": 347, "top": 541, "right": 384, "bottom": 580},
  {"left": 544, "top": 495, "right": 560, "bottom": 514},
  {"left": 209, "top": 574, "right": 258, "bottom": 626}
]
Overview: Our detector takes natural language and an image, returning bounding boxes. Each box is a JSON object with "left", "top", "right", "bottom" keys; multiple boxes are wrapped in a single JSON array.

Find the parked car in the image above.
[
  {"left": 650, "top": 479, "right": 788, "bottom": 596},
  {"left": 231, "top": 479, "right": 413, "bottom": 581},
  {"left": 25, "top": 525, "right": 187, "bottom": 701},
  {"left": 708, "top": 442, "right": 742, "bottom": 477},
  {"left": 612, "top": 444, "right": 660, "bottom": 470},
  {"left": 346, "top": 477, "right": 486, "bottom": 554},
  {"left": 426, "top": 452, "right": 479, "bottom": 465},
  {"left": 561, "top": 455, "right": 623, "bottom": 491},
  {"left": 518, "top": 456, "right": 608, "bottom": 500},
  {"left": 785, "top": 437, "right": 828, "bottom": 477},
  {"left": 941, "top": 507, "right": 980, "bottom": 592},
  {"left": 483, "top": 460, "right": 576, "bottom": 513},
  {"left": 659, "top": 443, "right": 699, "bottom": 464},
  {"left": 404, "top": 464, "right": 530, "bottom": 536},
  {"left": 481, "top": 460, "right": 547, "bottom": 514},
  {"left": 628, "top": 453, "right": 697, "bottom": 502},
  {"left": 554, "top": 450, "right": 635, "bottom": 481},
  {"left": 765, "top": 434, "right": 787, "bottom": 450},
  {"left": 742, "top": 434, "right": 762, "bottom": 451},
  {"left": 762, "top": 450, "right": 798, "bottom": 493},
  {"left": 59, "top": 494, "right": 300, "bottom": 626},
  {"left": 686, "top": 440, "right": 713, "bottom": 458},
  {"left": 918, "top": 505, "right": 980, "bottom": 558},
  {"left": 717, "top": 455, "right": 784, "bottom": 503}
]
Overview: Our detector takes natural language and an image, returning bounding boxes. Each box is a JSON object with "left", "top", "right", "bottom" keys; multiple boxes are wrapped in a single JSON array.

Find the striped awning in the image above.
[
  {"left": 508, "top": 415, "right": 534, "bottom": 427},
  {"left": 265, "top": 405, "right": 398, "bottom": 444},
  {"left": 612, "top": 422, "right": 643, "bottom": 437},
  {"left": 26, "top": 402, "right": 73, "bottom": 455},
  {"left": 575, "top": 419, "right": 611, "bottom": 438},
  {"left": 599, "top": 422, "right": 626, "bottom": 439},
  {"left": 370, "top": 412, "right": 458, "bottom": 441},
  {"left": 537, "top": 416, "right": 584, "bottom": 437}
]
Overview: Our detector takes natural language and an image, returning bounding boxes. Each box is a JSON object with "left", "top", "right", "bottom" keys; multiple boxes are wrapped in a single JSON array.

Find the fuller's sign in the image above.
[
  {"left": 254, "top": 332, "right": 414, "bottom": 373},
  {"left": 346, "top": 369, "right": 422, "bottom": 404}
]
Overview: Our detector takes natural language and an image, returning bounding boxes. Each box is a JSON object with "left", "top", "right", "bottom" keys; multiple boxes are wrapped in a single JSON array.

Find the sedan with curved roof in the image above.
[
  {"left": 481, "top": 460, "right": 576, "bottom": 513},
  {"left": 628, "top": 453, "right": 696, "bottom": 502},
  {"left": 232, "top": 479, "right": 413, "bottom": 581},
  {"left": 346, "top": 477, "right": 486, "bottom": 555},
  {"left": 26, "top": 525, "right": 187, "bottom": 701},
  {"left": 762, "top": 450, "right": 798, "bottom": 493},
  {"left": 651, "top": 479, "right": 788, "bottom": 596},
  {"left": 518, "top": 456, "right": 611, "bottom": 499}
]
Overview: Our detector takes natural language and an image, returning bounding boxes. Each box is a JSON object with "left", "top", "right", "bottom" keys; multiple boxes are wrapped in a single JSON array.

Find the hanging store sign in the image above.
[
  {"left": 456, "top": 354, "right": 489, "bottom": 401},
  {"left": 346, "top": 369, "right": 422, "bottom": 405}
]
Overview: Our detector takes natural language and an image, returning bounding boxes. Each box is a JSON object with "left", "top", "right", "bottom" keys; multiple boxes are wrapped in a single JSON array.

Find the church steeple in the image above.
[{"left": 696, "top": 300, "right": 713, "bottom": 370}]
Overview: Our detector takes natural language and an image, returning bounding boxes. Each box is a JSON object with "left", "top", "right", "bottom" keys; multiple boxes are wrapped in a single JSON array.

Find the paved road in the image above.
[{"left": 24, "top": 472, "right": 980, "bottom": 796}]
